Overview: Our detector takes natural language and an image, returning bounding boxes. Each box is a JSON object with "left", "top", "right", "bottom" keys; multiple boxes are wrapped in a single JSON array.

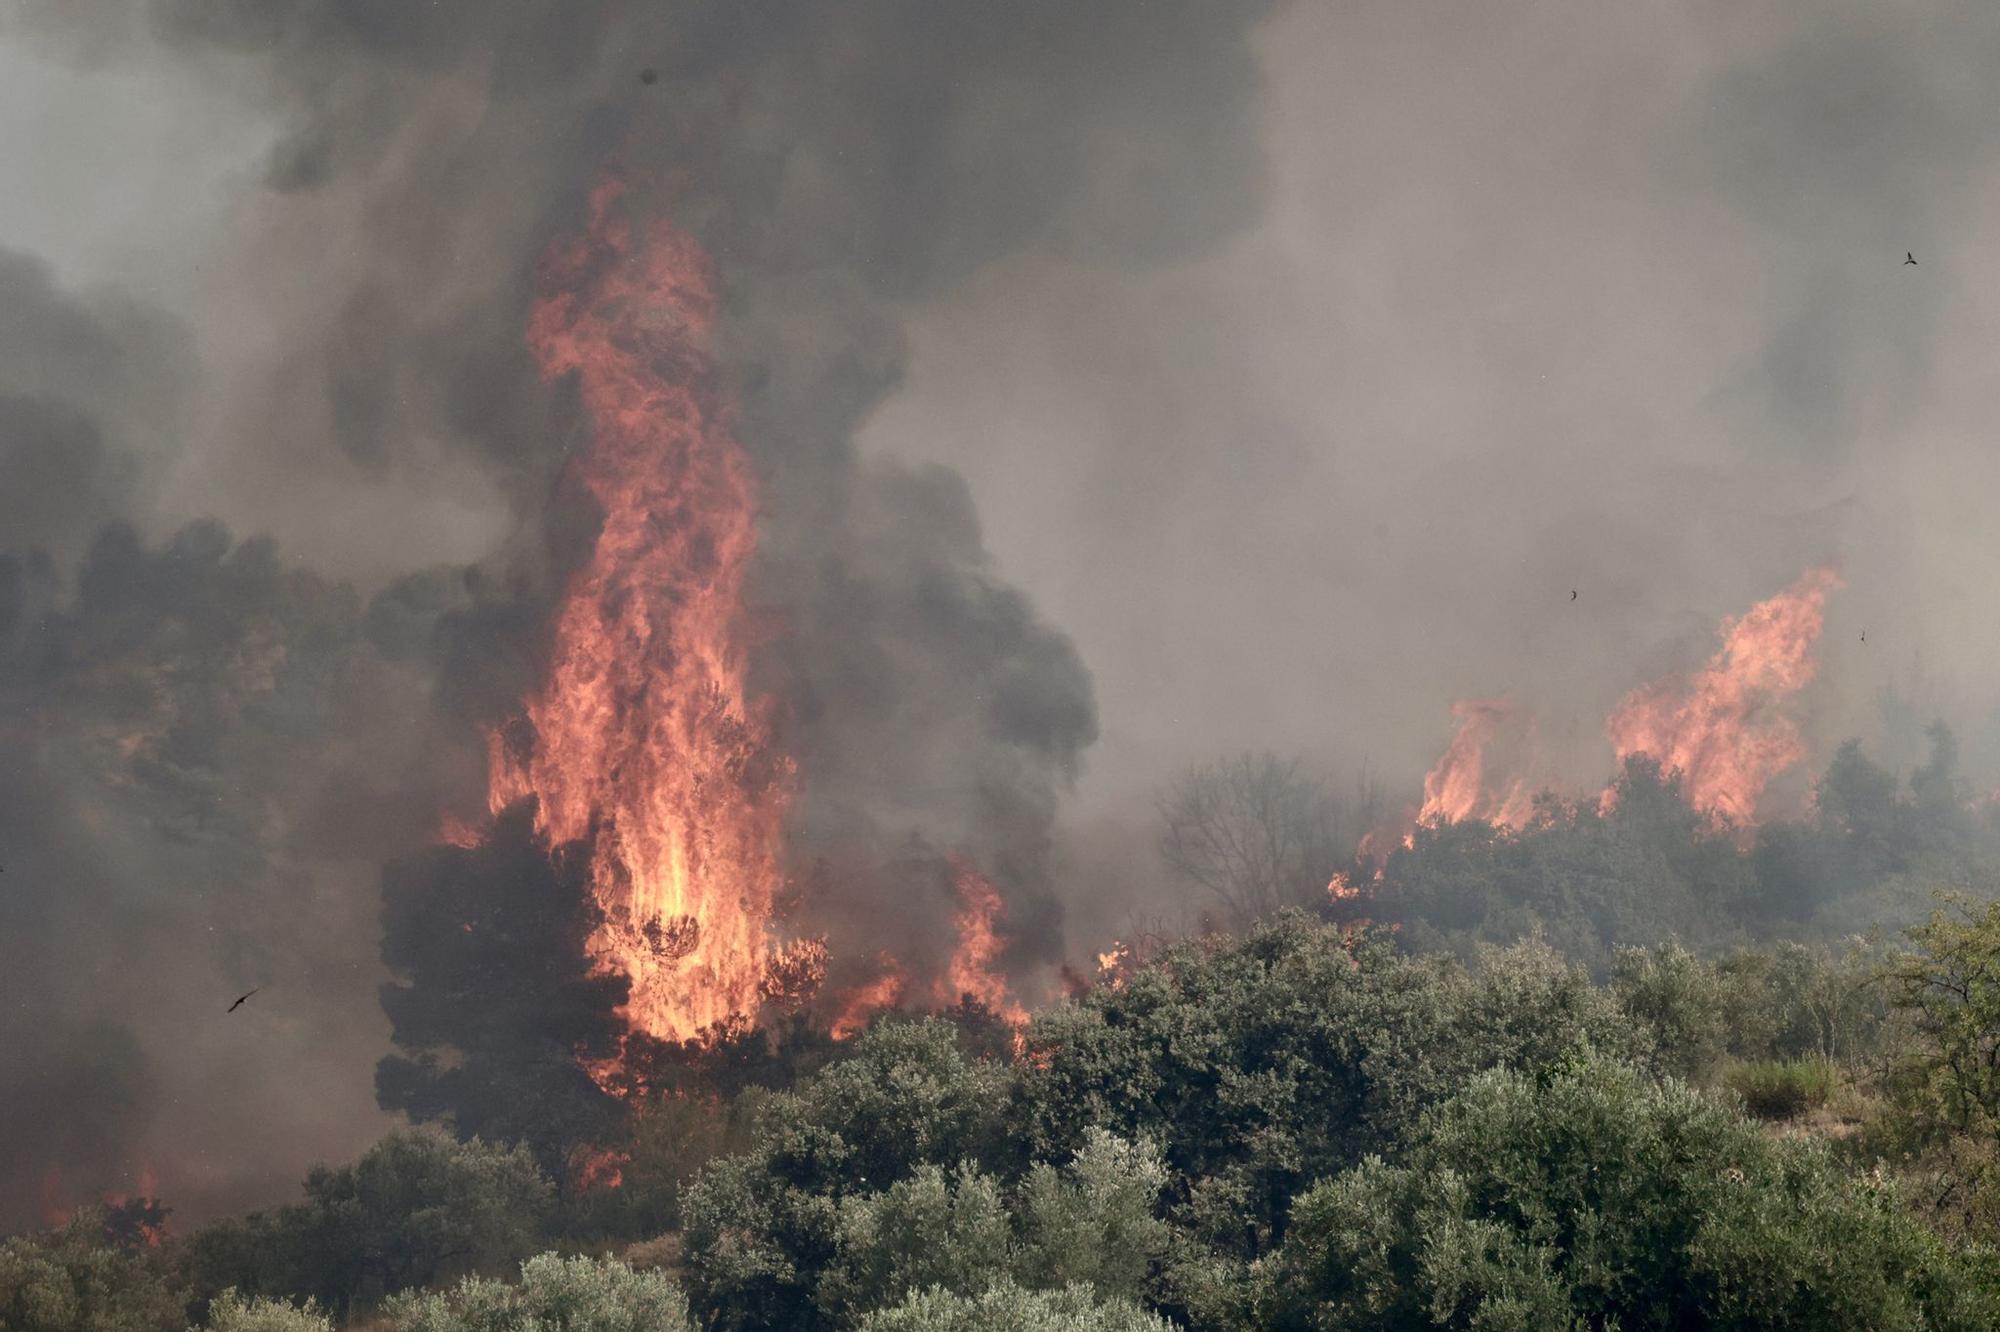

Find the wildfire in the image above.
[
  {"left": 831, "top": 962, "right": 908, "bottom": 1040},
  {"left": 1417, "top": 699, "right": 1534, "bottom": 829},
  {"left": 1607, "top": 566, "right": 1841, "bottom": 824},
  {"left": 570, "top": 1145, "right": 629, "bottom": 1193},
  {"left": 487, "top": 180, "right": 797, "bottom": 1045},
  {"left": 941, "top": 861, "right": 1029, "bottom": 1026},
  {"left": 1385, "top": 567, "right": 1842, "bottom": 851},
  {"left": 435, "top": 813, "right": 484, "bottom": 849}
]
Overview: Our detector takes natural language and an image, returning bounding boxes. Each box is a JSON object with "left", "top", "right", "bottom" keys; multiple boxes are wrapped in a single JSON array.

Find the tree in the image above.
[
  {"left": 1881, "top": 897, "right": 2000, "bottom": 1143},
  {"left": 1256, "top": 1054, "right": 2000, "bottom": 1331},
  {"left": 1156, "top": 753, "right": 1367, "bottom": 927},
  {"left": 381, "top": 1253, "right": 691, "bottom": 1332},
  {"left": 181, "top": 1132, "right": 553, "bottom": 1321},
  {"left": 194, "top": 1291, "right": 333, "bottom": 1332},
  {"left": 680, "top": 1019, "right": 1013, "bottom": 1330},
  {"left": 0, "top": 1211, "right": 185, "bottom": 1332},
  {"left": 1013, "top": 917, "right": 1644, "bottom": 1278},
  {"left": 858, "top": 1281, "right": 1173, "bottom": 1332},
  {"left": 375, "top": 808, "right": 628, "bottom": 1182}
]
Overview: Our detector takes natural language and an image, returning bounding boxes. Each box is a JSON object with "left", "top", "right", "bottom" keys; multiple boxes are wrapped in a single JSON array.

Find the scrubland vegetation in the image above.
[{"left": 11, "top": 732, "right": 2000, "bottom": 1329}]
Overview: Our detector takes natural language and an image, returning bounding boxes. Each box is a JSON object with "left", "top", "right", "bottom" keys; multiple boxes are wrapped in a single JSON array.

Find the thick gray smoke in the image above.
[
  {"left": 0, "top": 1, "right": 1277, "bottom": 1226},
  {"left": 18, "top": 0, "right": 1997, "bottom": 1235}
]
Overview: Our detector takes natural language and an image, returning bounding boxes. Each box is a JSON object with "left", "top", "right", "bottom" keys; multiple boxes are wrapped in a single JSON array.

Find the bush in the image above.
[
  {"left": 181, "top": 1132, "right": 554, "bottom": 1319},
  {"left": 383, "top": 1252, "right": 691, "bottom": 1331},
  {"left": 0, "top": 1212, "right": 186, "bottom": 1332},
  {"left": 681, "top": 1018, "right": 1013, "bottom": 1329},
  {"left": 194, "top": 1290, "right": 333, "bottom": 1331},
  {"left": 1725, "top": 1057, "right": 1838, "bottom": 1121},
  {"left": 857, "top": 1280, "right": 1173, "bottom": 1332},
  {"left": 1015, "top": 917, "right": 1642, "bottom": 1263},
  {"left": 1255, "top": 1054, "right": 2000, "bottom": 1331},
  {"left": 1612, "top": 941, "right": 1730, "bottom": 1079}
]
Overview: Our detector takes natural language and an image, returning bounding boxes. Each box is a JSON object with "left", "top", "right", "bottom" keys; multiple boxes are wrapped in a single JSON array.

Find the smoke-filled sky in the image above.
[{"left": 5, "top": 0, "right": 2000, "bottom": 1228}]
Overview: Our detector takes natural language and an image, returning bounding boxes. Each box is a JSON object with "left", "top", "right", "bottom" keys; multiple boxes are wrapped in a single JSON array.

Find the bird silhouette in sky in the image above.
[
  {"left": 1906, "top": 252, "right": 1918, "bottom": 265},
  {"left": 227, "top": 988, "right": 261, "bottom": 1013},
  {"left": 1570, "top": 590, "right": 1577, "bottom": 601}
]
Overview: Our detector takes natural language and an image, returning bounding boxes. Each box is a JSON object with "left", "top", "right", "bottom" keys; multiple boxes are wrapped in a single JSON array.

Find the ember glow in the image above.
[
  {"left": 1606, "top": 566, "right": 1843, "bottom": 824},
  {"left": 487, "top": 180, "right": 797, "bottom": 1045}
]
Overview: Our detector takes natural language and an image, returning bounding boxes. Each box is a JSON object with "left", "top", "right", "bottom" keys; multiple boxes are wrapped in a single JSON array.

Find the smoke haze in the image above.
[{"left": 5, "top": 0, "right": 2000, "bottom": 1227}]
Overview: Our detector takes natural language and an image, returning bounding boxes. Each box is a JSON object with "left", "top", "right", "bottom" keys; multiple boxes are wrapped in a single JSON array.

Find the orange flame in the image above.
[
  {"left": 941, "top": 861, "right": 1028, "bottom": 1026},
  {"left": 1607, "top": 566, "right": 1841, "bottom": 823},
  {"left": 570, "top": 1145, "right": 629, "bottom": 1193},
  {"left": 487, "top": 179, "right": 797, "bottom": 1045},
  {"left": 435, "top": 813, "right": 484, "bottom": 849},
  {"left": 831, "top": 961, "right": 908, "bottom": 1039},
  {"left": 1416, "top": 699, "right": 1533, "bottom": 829}
]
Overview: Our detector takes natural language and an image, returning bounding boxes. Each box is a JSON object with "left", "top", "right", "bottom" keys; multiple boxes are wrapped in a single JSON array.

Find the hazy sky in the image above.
[{"left": 7, "top": 0, "right": 2000, "bottom": 1222}]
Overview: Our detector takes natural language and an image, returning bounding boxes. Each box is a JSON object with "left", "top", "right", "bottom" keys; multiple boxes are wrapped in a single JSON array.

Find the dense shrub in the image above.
[
  {"left": 194, "top": 1290, "right": 333, "bottom": 1332},
  {"left": 1015, "top": 916, "right": 1643, "bottom": 1265},
  {"left": 857, "top": 1281, "right": 1173, "bottom": 1332},
  {"left": 181, "top": 1132, "right": 553, "bottom": 1320},
  {"left": 1725, "top": 1057, "right": 1839, "bottom": 1121},
  {"left": 1255, "top": 1054, "right": 2000, "bottom": 1331},
  {"left": 0, "top": 1211, "right": 185, "bottom": 1332},
  {"left": 383, "top": 1253, "right": 691, "bottom": 1331}
]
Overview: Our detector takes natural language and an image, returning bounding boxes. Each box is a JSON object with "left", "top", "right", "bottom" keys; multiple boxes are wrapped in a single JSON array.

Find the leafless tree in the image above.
[{"left": 1156, "top": 752, "right": 1376, "bottom": 929}]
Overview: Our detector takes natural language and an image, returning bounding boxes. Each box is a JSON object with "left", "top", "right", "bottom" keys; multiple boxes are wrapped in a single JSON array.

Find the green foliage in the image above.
[
  {"left": 1014, "top": 1130, "right": 1171, "bottom": 1302},
  {"left": 817, "top": 1165, "right": 1015, "bottom": 1320},
  {"left": 0, "top": 1211, "right": 186, "bottom": 1332},
  {"left": 193, "top": 1290, "right": 333, "bottom": 1332},
  {"left": 1611, "top": 940, "right": 1731, "bottom": 1079},
  {"left": 382, "top": 1252, "right": 691, "bottom": 1331},
  {"left": 1725, "top": 1057, "right": 1839, "bottom": 1121},
  {"left": 1015, "top": 916, "right": 1642, "bottom": 1266},
  {"left": 181, "top": 1132, "right": 553, "bottom": 1320},
  {"left": 680, "top": 1018, "right": 1013, "bottom": 1329},
  {"left": 856, "top": 1280, "right": 1173, "bottom": 1332},
  {"left": 1256, "top": 1054, "right": 2000, "bottom": 1331},
  {"left": 1881, "top": 896, "right": 2000, "bottom": 1145}
]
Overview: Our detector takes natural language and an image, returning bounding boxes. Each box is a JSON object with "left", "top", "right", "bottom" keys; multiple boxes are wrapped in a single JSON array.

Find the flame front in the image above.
[
  {"left": 1391, "top": 567, "right": 1842, "bottom": 850},
  {"left": 489, "top": 181, "right": 795, "bottom": 1045},
  {"left": 942, "top": 861, "right": 1029, "bottom": 1025},
  {"left": 1418, "top": 699, "right": 1532, "bottom": 828},
  {"left": 1606, "top": 566, "right": 1841, "bottom": 824}
]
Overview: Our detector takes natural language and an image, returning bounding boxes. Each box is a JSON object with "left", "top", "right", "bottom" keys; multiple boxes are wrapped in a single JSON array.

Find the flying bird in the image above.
[
  {"left": 1570, "top": 590, "right": 1577, "bottom": 601},
  {"left": 638, "top": 67, "right": 658, "bottom": 85},
  {"left": 227, "top": 988, "right": 261, "bottom": 1013},
  {"left": 1905, "top": 252, "right": 1918, "bottom": 265}
]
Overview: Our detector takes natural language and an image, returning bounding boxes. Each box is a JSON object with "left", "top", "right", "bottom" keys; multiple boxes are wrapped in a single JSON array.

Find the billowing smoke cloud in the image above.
[
  {"left": 1, "top": 1, "right": 1279, "bottom": 1222},
  {"left": 0, "top": 517, "right": 486, "bottom": 1230}
]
